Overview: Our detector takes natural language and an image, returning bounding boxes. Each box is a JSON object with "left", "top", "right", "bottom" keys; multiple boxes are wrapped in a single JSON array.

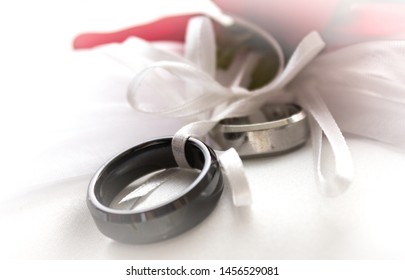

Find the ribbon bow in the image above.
[
  {"left": 98, "top": 15, "right": 353, "bottom": 202},
  {"left": 101, "top": 15, "right": 354, "bottom": 201}
]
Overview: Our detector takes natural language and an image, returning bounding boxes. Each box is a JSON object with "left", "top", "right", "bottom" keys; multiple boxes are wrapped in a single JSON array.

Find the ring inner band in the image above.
[{"left": 94, "top": 139, "right": 206, "bottom": 209}]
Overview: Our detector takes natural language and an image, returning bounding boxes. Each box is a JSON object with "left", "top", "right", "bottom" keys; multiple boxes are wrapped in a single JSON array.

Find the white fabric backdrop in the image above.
[{"left": 1, "top": 0, "right": 405, "bottom": 259}]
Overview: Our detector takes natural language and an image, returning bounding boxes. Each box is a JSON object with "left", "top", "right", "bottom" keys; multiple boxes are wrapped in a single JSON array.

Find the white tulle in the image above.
[{"left": 292, "top": 40, "right": 405, "bottom": 149}]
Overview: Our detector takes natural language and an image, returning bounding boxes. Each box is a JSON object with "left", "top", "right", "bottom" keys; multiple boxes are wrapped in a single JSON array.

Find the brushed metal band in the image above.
[
  {"left": 211, "top": 103, "right": 309, "bottom": 157},
  {"left": 87, "top": 137, "right": 223, "bottom": 244}
]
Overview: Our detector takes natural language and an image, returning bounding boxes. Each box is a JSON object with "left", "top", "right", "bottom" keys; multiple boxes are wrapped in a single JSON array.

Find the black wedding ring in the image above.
[{"left": 87, "top": 137, "right": 223, "bottom": 244}]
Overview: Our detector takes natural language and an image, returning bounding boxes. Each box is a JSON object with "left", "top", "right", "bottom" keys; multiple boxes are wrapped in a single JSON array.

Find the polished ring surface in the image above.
[
  {"left": 211, "top": 103, "right": 309, "bottom": 157},
  {"left": 87, "top": 137, "right": 224, "bottom": 244}
]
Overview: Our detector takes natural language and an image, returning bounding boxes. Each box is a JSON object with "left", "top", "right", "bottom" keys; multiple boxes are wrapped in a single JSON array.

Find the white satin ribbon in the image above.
[
  {"left": 297, "top": 89, "right": 354, "bottom": 196},
  {"left": 124, "top": 15, "right": 355, "bottom": 201}
]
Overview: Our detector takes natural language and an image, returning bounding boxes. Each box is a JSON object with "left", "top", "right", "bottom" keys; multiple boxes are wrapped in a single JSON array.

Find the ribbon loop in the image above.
[
  {"left": 127, "top": 61, "right": 234, "bottom": 118},
  {"left": 185, "top": 16, "right": 217, "bottom": 76}
]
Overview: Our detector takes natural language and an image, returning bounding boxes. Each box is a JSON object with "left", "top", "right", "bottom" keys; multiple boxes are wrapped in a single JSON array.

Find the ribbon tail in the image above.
[
  {"left": 217, "top": 148, "right": 252, "bottom": 206},
  {"left": 299, "top": 89, "right": 354, "bottom": 196}
]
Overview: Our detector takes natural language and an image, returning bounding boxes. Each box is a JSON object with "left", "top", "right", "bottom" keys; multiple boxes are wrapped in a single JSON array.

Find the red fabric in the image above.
[
  {"left": 72, "top": 1, "right": 405, "bottom": 51},
  {"left": 73, "top": 14, "right": 196, "bottom": 49}
]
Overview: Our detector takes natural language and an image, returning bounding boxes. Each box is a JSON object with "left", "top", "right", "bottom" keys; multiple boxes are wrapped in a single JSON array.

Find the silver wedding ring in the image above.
[
  {"left": 87, "top": 137, "right": 224, "bottom": 244},
  {"left": 211, "top": 104, "right": 309, "bottom": 157}
]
